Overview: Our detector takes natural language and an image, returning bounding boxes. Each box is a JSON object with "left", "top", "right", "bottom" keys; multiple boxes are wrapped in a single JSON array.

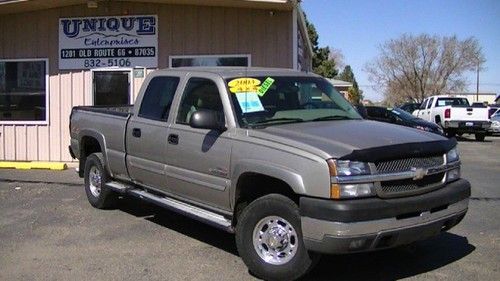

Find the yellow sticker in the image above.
[{"left": 228, "top": 78, "right": 261, "bottom": 93}]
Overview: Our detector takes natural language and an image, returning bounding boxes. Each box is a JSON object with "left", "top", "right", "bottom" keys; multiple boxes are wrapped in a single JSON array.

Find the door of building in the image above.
[{"left": 92, "top": 69, "right": 131, "bottom": 105}]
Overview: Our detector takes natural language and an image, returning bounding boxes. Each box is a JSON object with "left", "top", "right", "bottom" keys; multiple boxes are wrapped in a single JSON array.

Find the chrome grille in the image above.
[
  {"left": 377, "top": 172, "right": 445, "bottom": 198},
  {"left": 375, "top": 156, "right": 444, "bottom": 173}
]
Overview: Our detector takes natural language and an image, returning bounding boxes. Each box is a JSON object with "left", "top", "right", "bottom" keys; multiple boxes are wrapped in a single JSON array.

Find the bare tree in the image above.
[{"left": 364, "top": 34, "right": 485, "bottom": 104}]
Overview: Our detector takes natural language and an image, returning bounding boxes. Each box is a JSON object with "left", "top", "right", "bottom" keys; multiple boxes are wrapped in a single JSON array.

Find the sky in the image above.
[{"left": 301, "top": 0, "right": 500, "bottom": 102}]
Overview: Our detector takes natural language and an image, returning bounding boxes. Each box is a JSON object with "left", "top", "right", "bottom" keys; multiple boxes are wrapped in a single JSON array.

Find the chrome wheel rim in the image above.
[
  {"left": 252, "top": 216, "right": 298, "bottom": 265},
  {"left": 88, "top": 166, "right": 102, "bottom": 197}
]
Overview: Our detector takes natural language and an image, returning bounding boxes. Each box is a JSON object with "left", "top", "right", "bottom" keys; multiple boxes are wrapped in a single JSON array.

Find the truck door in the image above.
[
  {"left": 417, "top": 99, "right": 429, "bottom": 119},
  {"left": 126, "top": 76, "right": 180, "bottom": 190},
  {"left": 165, "top": 77, "right": 232, "bottom": 211},
  {"left": 424, "top": 97, "right": 434, "bottom": 121}
]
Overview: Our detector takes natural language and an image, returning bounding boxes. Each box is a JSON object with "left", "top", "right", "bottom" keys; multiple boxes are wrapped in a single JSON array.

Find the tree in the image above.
[
  {"left": 337, "top": 65, "right": 364, "bottom": 104},
  {"left": 305, "top": 16, "right": 339, "bottom": 78},
  {"left": 365, "top": 34, "right": 485, "bottom": 105}
]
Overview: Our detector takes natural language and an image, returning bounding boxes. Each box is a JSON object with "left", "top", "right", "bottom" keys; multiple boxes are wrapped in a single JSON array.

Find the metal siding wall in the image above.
[{"left": 0, "top": 2, "right": 293, "bottom": 161}]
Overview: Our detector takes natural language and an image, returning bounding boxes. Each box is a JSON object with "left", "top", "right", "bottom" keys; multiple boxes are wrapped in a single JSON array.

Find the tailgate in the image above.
[{"left": 449, "top": 107, "right": 489, "bottom": 121}]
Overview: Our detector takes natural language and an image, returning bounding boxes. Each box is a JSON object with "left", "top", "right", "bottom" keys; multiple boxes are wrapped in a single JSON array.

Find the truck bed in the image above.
[{"left": 72, "top": 105, "right": 134, "bottom": 117}]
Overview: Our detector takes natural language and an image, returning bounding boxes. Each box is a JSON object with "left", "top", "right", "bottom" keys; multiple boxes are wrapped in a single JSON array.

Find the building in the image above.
[
  {"left": 0, "top": 0, "right": 313, "bottom": 162},
  {"left": 327, "top": 78, "right": 352, "bottom": 99},
  {"left": 452, "top": 92, "right": 498, "bottom": 105}
]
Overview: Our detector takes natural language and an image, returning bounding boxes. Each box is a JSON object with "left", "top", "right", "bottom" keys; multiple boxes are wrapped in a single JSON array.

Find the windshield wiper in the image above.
[
  {"left": 249, "top": 118, "right": 304, "bottom": 127},
  {"left": 310, "top": 115, "right": 352, "bottom": 122}
]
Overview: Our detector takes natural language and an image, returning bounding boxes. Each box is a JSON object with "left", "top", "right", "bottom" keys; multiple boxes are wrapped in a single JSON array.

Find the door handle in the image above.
[
  {"left": 132, "top": 128, "right": 141, "bottom": 138},
  {"left": 168, "top": 134, "right": 179, "bottom": 145}
]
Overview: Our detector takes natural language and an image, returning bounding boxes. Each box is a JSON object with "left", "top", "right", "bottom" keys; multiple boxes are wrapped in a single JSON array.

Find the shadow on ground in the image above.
[
  {"left": 116, "top": 196, "right": 239, "bottom": 256},
  {"left": 114, "top": 196, "right": 475, "bottom": 281},
  {"left": 304, "top": 232, "right": 474, "bottom": 280}
]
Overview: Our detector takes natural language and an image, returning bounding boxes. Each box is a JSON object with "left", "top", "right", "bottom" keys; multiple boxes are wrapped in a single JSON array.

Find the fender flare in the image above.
[{"left": 230, "top": 159, "right": 306, "bottom": 208}]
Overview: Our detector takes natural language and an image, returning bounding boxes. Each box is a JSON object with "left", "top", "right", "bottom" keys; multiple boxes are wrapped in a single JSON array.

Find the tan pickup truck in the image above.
[{"left": 70, "top": 67, "right": 470, "bottom": 280}]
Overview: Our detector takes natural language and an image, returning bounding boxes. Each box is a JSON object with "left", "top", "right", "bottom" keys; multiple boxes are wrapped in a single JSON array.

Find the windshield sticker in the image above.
[
  {"left": 257, "top": 77, "right": 275, "bottom": 96},
  {"left": 235, "top": 92, "right": 265, "bottom": 113},
  {"left": 228, "top": 78, "right": 261, "bottom": 93}
]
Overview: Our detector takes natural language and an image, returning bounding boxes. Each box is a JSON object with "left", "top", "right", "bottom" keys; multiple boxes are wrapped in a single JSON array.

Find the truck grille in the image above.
[
  {"left": 375, "top": 155, "right": 446, "bottom": 198},
  {"left": 377, "top": 172, "right": 445, "bottom": 198},
  {"left": 375, "top": 156, "right": 444, "bottom": 173}
]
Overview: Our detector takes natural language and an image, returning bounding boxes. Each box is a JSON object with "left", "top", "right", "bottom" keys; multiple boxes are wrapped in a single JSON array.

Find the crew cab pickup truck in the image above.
[
  {"left": 413, "top": 95, "right": 490, "bottom": 140},
  {"left": 69, "top": 68, "right": 470, "bottom": 281}
]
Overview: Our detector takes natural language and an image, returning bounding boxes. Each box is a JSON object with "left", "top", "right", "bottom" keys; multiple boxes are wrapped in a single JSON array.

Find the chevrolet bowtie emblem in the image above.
[{"left": 412, "top": 167, "right": 427, "bottom": 180}]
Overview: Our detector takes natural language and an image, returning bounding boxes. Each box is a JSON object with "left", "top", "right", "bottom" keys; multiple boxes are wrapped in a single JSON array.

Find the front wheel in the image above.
[
  {"left": 84, "top": 153, "right": 117, "bottom": 209},
  {"left": 235, "top": 194, "right": 319, "bottom": 281}
]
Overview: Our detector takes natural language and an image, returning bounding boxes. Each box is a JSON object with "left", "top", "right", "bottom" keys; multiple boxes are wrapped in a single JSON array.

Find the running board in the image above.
[
  {"left": 104, "top": 181, "right": 234, "bottom": 233},
  {"left": 105, "top": 181, "right": 132, "bottom": 194}
]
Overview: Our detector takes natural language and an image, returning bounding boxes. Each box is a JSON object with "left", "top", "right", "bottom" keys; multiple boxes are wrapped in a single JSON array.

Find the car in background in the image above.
[
  {"left": 488, "top": 109, "right": 500, "bottom": 135},
  {"left": 399, "top": 102, "right": 421, "bottom": 114},
  {"left": 365, "top": 106, "right": 444, "bottom": 135},
  {"left": 488, "top": 105, "right": 500, "bottom": 118}
]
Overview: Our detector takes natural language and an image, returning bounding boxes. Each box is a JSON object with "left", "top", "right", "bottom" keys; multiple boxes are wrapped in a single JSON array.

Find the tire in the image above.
[
  {"left": 84, "top": 152, "right": 117, "bottom": 209},
  {"left": 235, "top": 194, "right": 319, "bottom": 281},
  {"left": 475, "top": 133, "right": 486, "bottom": 141}
]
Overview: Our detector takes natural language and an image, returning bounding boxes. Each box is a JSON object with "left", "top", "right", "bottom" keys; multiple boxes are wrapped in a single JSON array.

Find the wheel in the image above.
[
  {"left": 475, "top": 133, "right": 486, "bottom": 141},
  {"left": 84, "top": 152, "right": 117, "bottom": 209},
  {"left": 235, "top": 194, "right": 319, "bottom": 281},
  {"left": 446, "top": 130, "right": 456, "bottom": 138}
]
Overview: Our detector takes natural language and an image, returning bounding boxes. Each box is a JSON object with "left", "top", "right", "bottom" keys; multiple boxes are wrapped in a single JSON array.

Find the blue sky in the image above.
[{"left": 301, "top": 0, "right": 500, "bottom": 102}]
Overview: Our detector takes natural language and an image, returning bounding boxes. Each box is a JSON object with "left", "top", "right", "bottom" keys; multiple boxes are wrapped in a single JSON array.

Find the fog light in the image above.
[
  {"left": 349, "top": 239, "right": 367, "bottom": 250},
  {"left": 447, "top": 168, "right": 460, "bottom": 182}
]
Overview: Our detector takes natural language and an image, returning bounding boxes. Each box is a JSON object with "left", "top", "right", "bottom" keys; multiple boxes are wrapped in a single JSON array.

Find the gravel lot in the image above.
[{"left": 1, "top": 135, "right": 499, "bottom": 281}]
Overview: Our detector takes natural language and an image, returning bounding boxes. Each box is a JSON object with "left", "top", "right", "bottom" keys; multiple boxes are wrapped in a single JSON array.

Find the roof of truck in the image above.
[{"left": 156, "top": 67, "right": 320, "bottom": 79}]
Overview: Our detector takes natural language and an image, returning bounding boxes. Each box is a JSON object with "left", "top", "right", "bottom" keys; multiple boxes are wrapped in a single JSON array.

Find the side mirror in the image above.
[{"left": 189, "top": 109, "right": 226, "bottom": 131}]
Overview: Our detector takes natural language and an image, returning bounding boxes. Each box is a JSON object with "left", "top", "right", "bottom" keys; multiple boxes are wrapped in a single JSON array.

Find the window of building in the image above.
[
  {"left": 138, "top": 76, "right": 180, "bottom": 121},
  {"left": 169, "top": 54, "right": 250, "bottom": 68},
  {"left": 176, "top": 78, "right": 223, "bottom": 124},
  {"left": 0, "top": 59, "right": 48, "bottom": 124}
]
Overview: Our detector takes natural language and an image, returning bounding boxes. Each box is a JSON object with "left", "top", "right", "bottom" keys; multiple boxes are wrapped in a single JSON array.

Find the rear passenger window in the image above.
[
  {"left": 176, "top": 78, "right": 223, "bottom": 124},
  {"left": 139, "top": 76, "right": 180, "bottom": 121}
]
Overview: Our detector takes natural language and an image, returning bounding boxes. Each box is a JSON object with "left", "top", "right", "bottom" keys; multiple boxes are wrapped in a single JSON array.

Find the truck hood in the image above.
[{"left": 248, "top": 120, "right": 453, "bottom": 161}]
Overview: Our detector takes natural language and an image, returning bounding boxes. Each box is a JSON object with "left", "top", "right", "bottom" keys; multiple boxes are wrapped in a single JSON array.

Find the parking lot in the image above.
[{"left": 0, "top": 135, "right": 499, "bottom": 281}]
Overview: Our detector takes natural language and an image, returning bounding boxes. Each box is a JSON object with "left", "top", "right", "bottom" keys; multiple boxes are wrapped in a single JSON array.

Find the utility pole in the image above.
[{"left": 476, "top": 60, "right": 480, "bottom": 102}]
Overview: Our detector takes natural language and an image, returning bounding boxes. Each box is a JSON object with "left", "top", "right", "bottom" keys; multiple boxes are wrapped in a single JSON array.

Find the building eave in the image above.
[{"left": 0, "top": 0, "right": 295, "bottom": 15}]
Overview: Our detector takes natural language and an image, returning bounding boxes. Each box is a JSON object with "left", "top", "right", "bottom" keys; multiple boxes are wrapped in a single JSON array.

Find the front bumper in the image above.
[{"left": 300, "top": 179, "right": 470, "bottom": 254}]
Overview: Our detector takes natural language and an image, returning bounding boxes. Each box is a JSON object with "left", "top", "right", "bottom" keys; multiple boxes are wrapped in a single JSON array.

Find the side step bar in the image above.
[{"left": 105, "top": 181, "right": 234, "bottom": 233}]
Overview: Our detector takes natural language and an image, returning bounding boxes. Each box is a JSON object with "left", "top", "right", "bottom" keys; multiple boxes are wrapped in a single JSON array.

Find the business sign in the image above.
[{"left": 59, "top": 15, "right": 158, "bottom": 70}]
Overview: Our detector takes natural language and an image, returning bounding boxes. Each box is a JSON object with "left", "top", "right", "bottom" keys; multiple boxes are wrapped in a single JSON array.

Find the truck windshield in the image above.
[{"left": 226, "top": 76, "right": 361, "bottom": 128}]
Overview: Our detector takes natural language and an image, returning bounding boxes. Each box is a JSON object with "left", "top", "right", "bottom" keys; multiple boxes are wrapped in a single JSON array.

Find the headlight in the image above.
[
  {"left": 331, "top": 183, "right": 375, "bottom": 199},
  {"left": 328, "top": 159, "right": 375, "bottom": 199},
  {"left": 492, "top": 121, "right": 500, "bottom": 126},
  {"left": 446, "top": 147, "right": 459, "bottom": 163},
  {"left": 328, "top": 159, "right": 371, "bottom": 176}
]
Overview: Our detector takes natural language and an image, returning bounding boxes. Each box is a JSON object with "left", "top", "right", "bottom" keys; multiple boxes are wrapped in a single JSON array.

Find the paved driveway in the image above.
[{"left": 0, "top": 136, "right": 499, "bottom": 280}]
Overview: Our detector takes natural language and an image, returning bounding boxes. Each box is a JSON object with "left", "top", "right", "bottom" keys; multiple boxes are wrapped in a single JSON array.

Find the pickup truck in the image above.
[
  {"left": 413, "top": 95, "right": 490, "bottom": 140},
  {"left": 69, "top": 68, "right": 470, "bottom": 281}
]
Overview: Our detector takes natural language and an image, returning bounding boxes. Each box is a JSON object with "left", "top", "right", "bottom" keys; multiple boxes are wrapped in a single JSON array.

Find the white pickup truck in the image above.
[{"left": 413, "top": 95, "right": 490, "bottom": 141}]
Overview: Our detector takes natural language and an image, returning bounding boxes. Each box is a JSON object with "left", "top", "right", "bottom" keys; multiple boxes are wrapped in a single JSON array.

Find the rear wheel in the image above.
[
  {"left": 84, "top": 153, "right": 117, "bottom": 209},
  {"left": 475, "top": 133, "right": 486, "bottom": 141},
  {"left": 235, "top": 194, "right": 319, "bottom": 281}
]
